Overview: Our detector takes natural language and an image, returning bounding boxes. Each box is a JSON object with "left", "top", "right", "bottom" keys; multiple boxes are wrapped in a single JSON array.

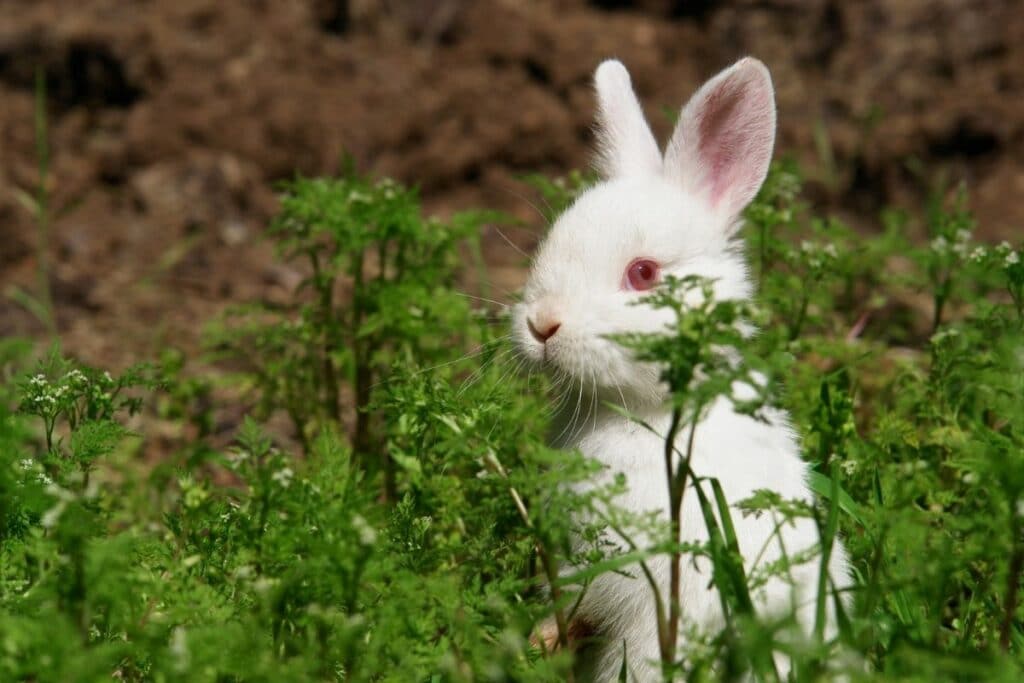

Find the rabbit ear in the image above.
[
  {"left": 593, "top": 60, "right": 662, "bottom": 179},
  {"left": 663, "top": 58, "right": 776, "bottom": 223}
]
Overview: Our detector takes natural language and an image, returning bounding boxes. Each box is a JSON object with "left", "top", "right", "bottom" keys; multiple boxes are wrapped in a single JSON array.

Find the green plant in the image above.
[
  {"left": 8, "top": 68, "right": 57, "bottom": 338},
  {"left": 207, "top": 170, "right": 501, "bottom": 499},
  {"left": 2, "top": 162, "right": 1024, "bottom": 681}
]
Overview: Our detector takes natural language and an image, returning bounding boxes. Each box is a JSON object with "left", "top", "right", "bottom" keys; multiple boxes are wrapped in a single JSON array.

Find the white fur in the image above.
[
  {"left": 593, "top": 61, "right": 662, "bottom": 179},
  {"left": 513, "top": 58, "right": 851, "bottom": 681}
]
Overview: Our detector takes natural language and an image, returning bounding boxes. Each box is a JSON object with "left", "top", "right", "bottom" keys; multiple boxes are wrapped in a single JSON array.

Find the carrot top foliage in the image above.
[{"left": 2, "top": 163, "right": 1024, "bottom": 681}]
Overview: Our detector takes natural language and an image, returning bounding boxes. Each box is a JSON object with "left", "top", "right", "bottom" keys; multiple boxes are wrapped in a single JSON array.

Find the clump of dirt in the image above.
[{"left": 1, "top": 0, "right": 1022, "bottom": 370}]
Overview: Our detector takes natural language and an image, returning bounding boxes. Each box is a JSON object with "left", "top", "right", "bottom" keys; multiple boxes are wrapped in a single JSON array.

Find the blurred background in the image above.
[{"left": 1, "top": 0, "right": 1021, "bottom": 371}]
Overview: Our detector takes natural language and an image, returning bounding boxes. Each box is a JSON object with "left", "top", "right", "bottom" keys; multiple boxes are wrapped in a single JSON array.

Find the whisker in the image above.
[
  {"left": 553, "top": 374, "right": 585, "bottom": 446},
  {"left": 498, "top": 185, "right": 552, "bottom": 228},
  {"left": 454, "top": 291, "right": 510, "bottom": 309},
  {"left": 589, "top": 370, "right": 599, "bottom": 435},
  {"left": 614, "top": 382, "right": 629, "bottom": 414},
  {"left": 370, "top": 336, "right": 511, "bottom": 389},
  {"left": 548, "top": 377, "right": 574, "bottom": 419},
  {"left": 457, "top": 347, "right": 515, "bottom": 397},
  {"left": 570, "top": 377, "right": 586, "bottom": 441},
  {"left": 491, "top": 225, "right": 531, "bottom": 260},
  {"left": 480, "top": 355, "right": 528, "bottom": 407}
]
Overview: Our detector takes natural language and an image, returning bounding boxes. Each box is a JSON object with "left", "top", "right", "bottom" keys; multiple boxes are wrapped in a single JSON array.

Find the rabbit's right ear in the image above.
[{"left": 593, "top": 60, "right": 661, "bottom": 179}]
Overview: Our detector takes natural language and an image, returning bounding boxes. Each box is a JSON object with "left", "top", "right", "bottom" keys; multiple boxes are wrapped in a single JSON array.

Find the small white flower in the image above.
[
  {"left": 65, "top": 369, "right": 88, "bottom": 387},
  {"left": 823, "top": 243, "right": 839, "bottom": 259},
  {"left": 19, "top": 458, "right": 34, "bottom": 470},
  {"left": 271, "top": 467, "right": 294, "bottom": 488},
  {"left": 840, "top": 459, "right": 858, "bottom": 476},
  {"left": 930, "top": 236, "right": 950, "bottom": 254},
  {"left": 962, "top": 472, "right": 978, "bottom": 485},
  {"left": 1006, "top": 250, "right": 1020, "bottom": 266},
  {"left": 955, "top": 229, "right": 972, "bottom": 243},
  {"left": 997, "top": 241, "right": 1013, "bottom": 255},
  {"left": 969, "top": 246, "right": 987, "bottom": 263},
  {"left": 952, "top": 241, "right": 969, "bottom": 258}
]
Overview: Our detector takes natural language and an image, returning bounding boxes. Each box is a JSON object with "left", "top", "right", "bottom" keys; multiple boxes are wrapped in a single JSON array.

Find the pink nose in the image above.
[{"left": 528, "top": 318, "right": 561, "bottom": 343}]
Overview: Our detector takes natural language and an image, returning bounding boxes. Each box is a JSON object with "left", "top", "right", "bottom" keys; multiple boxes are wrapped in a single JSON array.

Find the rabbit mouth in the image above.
[{"left": 543, "top": 337, "right": 658, "bottom": 400}]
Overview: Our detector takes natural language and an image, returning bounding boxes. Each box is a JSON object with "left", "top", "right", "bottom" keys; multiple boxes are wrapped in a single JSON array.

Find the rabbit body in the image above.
[
  {"left": 560, "top": 399, "right": 849, "bottom": 682},
  {"left": 513, "top": 58, "right": 851, "bottom": 681}
]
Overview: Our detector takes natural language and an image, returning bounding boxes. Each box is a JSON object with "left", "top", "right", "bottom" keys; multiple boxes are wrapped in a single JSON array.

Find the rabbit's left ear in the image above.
[
  {"left": 663, "top": 58, "right": 776, "bottom": 223},
  {"left": 593, "top": 60, "right": 662, "bottom": 179}
]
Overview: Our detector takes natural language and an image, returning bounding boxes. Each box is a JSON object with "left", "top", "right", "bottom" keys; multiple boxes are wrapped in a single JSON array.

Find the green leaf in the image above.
[{"left": 807, "top": 470, "right": 865, "bottom": 527}]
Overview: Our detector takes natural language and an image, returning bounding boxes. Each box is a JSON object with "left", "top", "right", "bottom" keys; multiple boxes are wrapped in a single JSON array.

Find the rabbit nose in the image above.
[{"left": 528, "top": 318, "right": 561, "bottom": 343}]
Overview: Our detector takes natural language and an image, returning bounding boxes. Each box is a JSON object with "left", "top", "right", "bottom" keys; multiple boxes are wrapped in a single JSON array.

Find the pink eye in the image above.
[{"left": 624, "top": 258, "right": 660, "bottom": 291}]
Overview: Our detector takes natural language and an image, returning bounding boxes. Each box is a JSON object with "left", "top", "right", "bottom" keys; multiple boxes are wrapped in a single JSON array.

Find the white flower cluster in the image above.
[
  {"left": 347, "top": 189, "right": 372, "bottom": 205},
  {"left": 22, "top": 368, "right": 113, "bottom": 417},
  {"left": 271, "top": 466, "right": 294, "bottom": 488},
  {"left": 931, "top": 227, "right": 973, "bottom": 259},
  {"left": 16, "top": 458, "right": 52, "bottom": 486},
  {"left": 65, "top": 368, "right": 89, "bottom": 389},
  {"left": 799, "top": 240, "right": 839, "bottom": 270},
  {"left": 965, "top": 240, "right": 1020, "bottom": 268},
  {"left": 996, "top": 241, "right": 1021, "bottom": 267},
  {"left": 22, "top": 374, "right": 60, "bottom": 414},
  {"left": 376, "top": 177, "right": 398, "bottom": 200}
]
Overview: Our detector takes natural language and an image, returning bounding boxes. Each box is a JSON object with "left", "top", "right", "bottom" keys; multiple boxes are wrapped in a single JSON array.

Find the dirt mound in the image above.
[{"left": 1, "top": 0, "right": 1022, "bottom": 367}]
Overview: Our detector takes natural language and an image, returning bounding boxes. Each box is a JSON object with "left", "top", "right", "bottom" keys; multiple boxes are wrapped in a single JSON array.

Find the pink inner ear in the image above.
[{"left": 695, "top": 71, "right": 774, "bottom": 212}]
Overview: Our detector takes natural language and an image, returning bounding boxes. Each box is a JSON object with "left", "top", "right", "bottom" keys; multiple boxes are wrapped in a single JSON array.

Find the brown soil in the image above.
[{"left": 1, "top": 0, "right": 1022, "bottom": 371}]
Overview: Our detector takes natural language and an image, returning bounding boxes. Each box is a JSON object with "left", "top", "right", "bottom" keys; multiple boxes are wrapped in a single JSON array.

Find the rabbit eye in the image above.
[{"left": 624, "top": 258, "right": 660, "bottom": 291}]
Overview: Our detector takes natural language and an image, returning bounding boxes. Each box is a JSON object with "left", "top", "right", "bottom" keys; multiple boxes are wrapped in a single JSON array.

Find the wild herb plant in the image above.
[
  {"left": 8, "top": 68, "right": 58, "bottom": 337},
  {"left": 207, "top": 170, "right": 500, "bottom": 499},
  {"left": 2, "top": 163, "right": 1024, "bottom": 681},
  {"left": 611, "top": 276, "right": 775, "bottom": 676}
]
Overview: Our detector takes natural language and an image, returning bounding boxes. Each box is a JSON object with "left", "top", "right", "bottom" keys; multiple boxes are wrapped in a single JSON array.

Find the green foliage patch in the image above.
[{"left": 2, "top": 163, "right": 1024, "bottom": 681}]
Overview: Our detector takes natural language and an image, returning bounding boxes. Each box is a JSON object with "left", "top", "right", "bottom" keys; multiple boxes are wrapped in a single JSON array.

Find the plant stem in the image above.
[
  {"left": 310, "top": 250, "right": 341, "bottom": 424},
  {"left": 814, "top": 463, "right": 841, "bottom": 640},
  {"left": 789, "top": 287, "right": 811, "bottom": 341},
  {"left": 661, "top": 404, "right": 701, "bottom": 676},
  {"left": 486, "top": 454, "right": 573, "bottom": 679},
  {"left": 1000, "top": 519, "right": 1024, "bottom": 651},
  {"left": 350, "top": 248, "right": 384, "bottom": 495},
  {"left": 932, "top": 274, "right": 950, "bottom": 333},
  {"left": 663, "top": 406, "right": 683, "bottom": 668},
  {"left": 33, "top": 66, "right": 56, "bottom": 339}
]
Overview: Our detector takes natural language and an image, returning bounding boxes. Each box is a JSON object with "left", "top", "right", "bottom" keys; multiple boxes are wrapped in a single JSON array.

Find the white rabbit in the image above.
[{"left": 513, "top": 58, "right": 852, "bottom": 681}]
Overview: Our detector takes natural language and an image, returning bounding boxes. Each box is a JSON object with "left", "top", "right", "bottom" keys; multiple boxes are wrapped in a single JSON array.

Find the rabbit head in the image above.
[{"left": 513, "top": 58, "right": 776, "bottom": 408}]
